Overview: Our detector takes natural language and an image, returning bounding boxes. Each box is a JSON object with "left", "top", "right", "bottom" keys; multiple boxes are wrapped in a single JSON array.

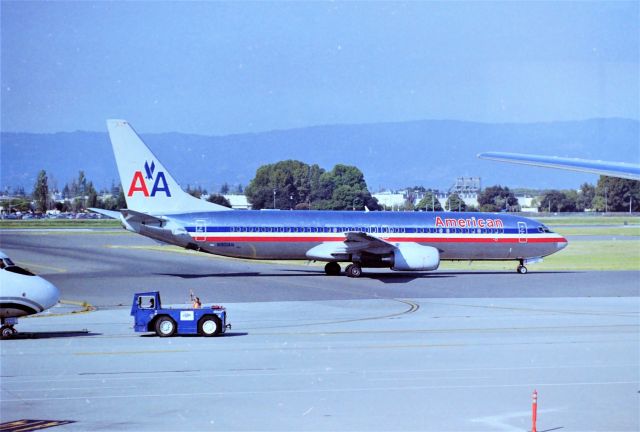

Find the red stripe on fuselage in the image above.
[{"left": 193, "top": 236, "right": 566, "bottom": 244}]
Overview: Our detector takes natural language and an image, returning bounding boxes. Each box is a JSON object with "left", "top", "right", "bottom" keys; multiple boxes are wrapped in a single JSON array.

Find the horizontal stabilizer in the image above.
[
  {"left": 88, "top": 208, "right": 121, "bottom": 219},
  {"left": 120, "top": 209, "right": 166, "bottom": 225}
]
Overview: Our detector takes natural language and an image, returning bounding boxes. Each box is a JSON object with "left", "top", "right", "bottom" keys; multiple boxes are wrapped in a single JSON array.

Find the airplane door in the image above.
[
  {"left": 518, "top": 221, "right": 527, "bottom": 243},
  {"left": 195, "top": 219, "right": 207, "bottom": 241}
]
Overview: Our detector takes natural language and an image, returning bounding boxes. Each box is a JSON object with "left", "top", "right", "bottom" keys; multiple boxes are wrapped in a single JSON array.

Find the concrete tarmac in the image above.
[
  {"left": 0, "top": 230, "right": 637, "bottom": 306},
  {"left": 1, "top": 230, "right": 639, "bottom": 431}
]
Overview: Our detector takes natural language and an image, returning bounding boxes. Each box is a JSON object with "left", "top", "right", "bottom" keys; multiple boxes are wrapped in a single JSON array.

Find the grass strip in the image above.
[{"left": 0, "top": 219, "right": 121, "bottom": 229}]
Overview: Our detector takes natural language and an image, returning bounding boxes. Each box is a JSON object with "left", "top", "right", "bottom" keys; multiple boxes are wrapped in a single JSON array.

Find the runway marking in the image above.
[
  {"left": 24, "top": 300, "right": 95, "bottom": 319},
  {"left": 78, "top": 369, "right": 199, "bottom": 376},
  {"left": 74, "top": 349, "right": 187, "bottom": 356},
  {"left": 14, "top": 261, "right": 67, "bottom": 274},
  {"left": 265, "top": 323, "right": 640, "bottom": 336},
  {"left": 1, "top": 381, "right": 637, "bottom": 402},
  {"left": 13, "top": 386, "right": 137, "bottom": 393},
  {"left": 247, "top": 298, "right": 420, "bottom": 330},
  {"left": 419, "top": 299, "right": 640, "bottom": 318},
  {"left": 3, "top": 363, "right": 636, "bottom": 385}
]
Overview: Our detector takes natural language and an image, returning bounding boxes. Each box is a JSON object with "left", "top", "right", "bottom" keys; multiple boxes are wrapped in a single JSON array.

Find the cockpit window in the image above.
[
  {"left": 537, "top": 225, "right": 552, "bottom": 233},
  {"left": 2, "top": 264, "right": 35, "bottom": 276},
  {"left": 0, "top": 258, "right": 15, "bottom": 269}
]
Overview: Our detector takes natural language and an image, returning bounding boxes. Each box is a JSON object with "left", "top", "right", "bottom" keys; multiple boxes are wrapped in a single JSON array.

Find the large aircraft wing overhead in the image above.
[{"left": 478, "top": 152, "right": 640, "bottom": 181}]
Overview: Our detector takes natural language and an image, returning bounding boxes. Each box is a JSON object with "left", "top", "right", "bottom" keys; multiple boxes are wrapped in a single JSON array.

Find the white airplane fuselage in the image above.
[
  {"left": 0, "top": 253, "right": 60, "bottom": 321},
  {"left": 123, "top": 209, "right": 567, "bottom": 265}
]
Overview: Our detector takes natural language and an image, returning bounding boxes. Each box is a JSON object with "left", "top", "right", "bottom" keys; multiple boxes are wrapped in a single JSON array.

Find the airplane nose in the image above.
[
  {"left": 38, "top": 278, "right": 61, "bottom": 310},
  {"left": 557, "top": 236, "right": 568, "bottom": 250}
]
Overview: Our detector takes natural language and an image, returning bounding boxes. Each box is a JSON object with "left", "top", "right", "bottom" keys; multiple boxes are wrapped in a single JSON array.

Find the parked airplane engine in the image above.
[{"left": 391, "top": 243, "right": 440, "bottom": 271}]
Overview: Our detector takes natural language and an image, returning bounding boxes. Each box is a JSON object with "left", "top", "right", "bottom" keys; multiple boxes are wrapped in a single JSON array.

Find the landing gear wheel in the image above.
[
  {"left": 324, "top": 262, "right": 341, "bottom": 276},
  {"left": 1, "top": 326, "right": 16, "bottom": 339},
  {"left": 346, "top": 264, "right": 363, "bottom": 278},
  {"left": 198, "top": 315, "right": 222, "bottom": 337},
  {"left": 155, "top": 316, "right": 177, "bottom": 337},
  {"left": 517, "top": 265, "right": 528, "bottom": 274}
]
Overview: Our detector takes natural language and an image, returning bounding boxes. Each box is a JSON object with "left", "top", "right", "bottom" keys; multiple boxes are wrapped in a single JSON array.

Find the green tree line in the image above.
[
  {"left": 244, "top": 160, "right": 380, "bottom": 210},
  {"left": 13, "top": 166, "right": 640, "bottom": 214}
]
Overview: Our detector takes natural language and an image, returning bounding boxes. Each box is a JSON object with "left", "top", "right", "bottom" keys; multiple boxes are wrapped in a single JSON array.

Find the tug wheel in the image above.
[
  {"left": 155, "top": 316, "right": 177, "bottom": 337},
  {"left": 198, "top": 315, "right": 222, "bottom": 337}
]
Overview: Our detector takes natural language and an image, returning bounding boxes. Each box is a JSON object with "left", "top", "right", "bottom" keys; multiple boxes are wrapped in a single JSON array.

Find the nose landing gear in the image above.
[
  {"left": 517, "top": 259, "right": 528, "bottom": 274},
  {"left": 1, "top": 324, "right": 17, "bottom": 339}
]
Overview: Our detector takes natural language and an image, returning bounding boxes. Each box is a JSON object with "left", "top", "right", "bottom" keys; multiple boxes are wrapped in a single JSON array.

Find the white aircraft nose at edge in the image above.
[{"left": 0, "top": 250, "right": 61, "bottom": 338}]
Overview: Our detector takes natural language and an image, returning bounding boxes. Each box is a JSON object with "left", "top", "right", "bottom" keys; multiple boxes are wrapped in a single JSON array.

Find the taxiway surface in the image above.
[
  {"left": 0, "top": 230, "right": 638, "bottom": 306},
  {"left": 1, "top": 230, "right": 638, "bottom": 431}
]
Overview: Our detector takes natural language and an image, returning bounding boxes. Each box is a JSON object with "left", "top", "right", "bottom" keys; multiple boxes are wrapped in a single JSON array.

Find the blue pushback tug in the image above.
[{"left": 131, "top": 291, "right": 229, "bottom": 337}]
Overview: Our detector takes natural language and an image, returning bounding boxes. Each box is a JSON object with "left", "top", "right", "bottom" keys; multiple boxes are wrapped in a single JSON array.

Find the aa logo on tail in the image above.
[{"left": 128, "top": 161, "right": 171, "bottom": 197}]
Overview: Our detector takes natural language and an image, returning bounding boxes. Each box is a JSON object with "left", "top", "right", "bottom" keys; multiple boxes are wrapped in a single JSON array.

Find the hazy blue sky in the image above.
[{"left": 2, "top": 1, "right": 638, "bottom": 134}]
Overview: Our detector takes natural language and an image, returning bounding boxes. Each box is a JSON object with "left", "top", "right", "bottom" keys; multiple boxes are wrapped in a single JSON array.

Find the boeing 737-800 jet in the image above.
[{"left": 92, "top": 120, "right": 567, "bottom": 277}]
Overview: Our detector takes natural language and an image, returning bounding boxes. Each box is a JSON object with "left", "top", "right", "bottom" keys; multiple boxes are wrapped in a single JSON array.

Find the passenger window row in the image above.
[{"left": 213, "top": 226, "right": 506, "bottom": 234}]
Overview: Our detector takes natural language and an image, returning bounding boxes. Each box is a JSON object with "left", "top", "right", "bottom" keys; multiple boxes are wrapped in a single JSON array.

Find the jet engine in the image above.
[{"left": 391, "top": 243, "right": 440, "bottom": 271}]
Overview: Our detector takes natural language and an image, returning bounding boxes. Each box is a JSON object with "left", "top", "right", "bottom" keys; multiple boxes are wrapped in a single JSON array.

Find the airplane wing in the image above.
[
  {"left": 305, "top": 231, "right": 395, "bottom": 261},
  {"left": 344, "top": 231, "right": 395, "bottom": 253},
  {"left": 477, "top": 152, "right": 640, "bottom": 181}
]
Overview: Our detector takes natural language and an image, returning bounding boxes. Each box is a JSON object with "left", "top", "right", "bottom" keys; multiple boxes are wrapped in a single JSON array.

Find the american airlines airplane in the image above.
[
  {"left": 0, "top": 250, "right": 60, "bottom": 337},
  {"left": 92, "top": 120, "right": 568, "bottom": 277}
]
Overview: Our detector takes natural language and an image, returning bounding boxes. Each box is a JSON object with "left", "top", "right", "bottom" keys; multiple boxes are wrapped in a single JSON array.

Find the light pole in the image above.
[
  {"left": 273, "top": 189, "right": 276, "bottom": 209},
  {"left": 604, "top": 187, "right": 608, "bottom": 213}
]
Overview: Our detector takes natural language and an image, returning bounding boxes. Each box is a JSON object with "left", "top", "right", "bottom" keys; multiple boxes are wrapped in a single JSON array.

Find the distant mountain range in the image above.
[{"left": 1, "top": 118, "right": 638, "bottom": 193}]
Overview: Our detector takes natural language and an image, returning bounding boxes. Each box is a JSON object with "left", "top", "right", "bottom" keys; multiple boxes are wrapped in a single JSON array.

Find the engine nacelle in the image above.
[{"left": 391, "top": 243, "right": 440, "bottom": 271}]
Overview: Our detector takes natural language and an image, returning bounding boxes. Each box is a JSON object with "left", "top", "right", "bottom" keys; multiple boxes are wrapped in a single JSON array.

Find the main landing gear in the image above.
[
  {"left": 517, "top": 260, "right": 528, "bottom": 274},
  {"left": 324, "top": 262, "right": 341, "bottom": 276},
  {"left": 345, "top": 264, "right": 363, "bottom": 278},
  {"left": 1, "top": 324, "right": 17, "bottom": 339},
  {"left": 323, "top": 262, "right": 363, "bottom": 278}
]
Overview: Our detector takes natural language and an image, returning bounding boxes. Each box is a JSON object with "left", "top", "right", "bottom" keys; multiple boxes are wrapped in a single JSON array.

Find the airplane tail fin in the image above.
[{"left": 106, "top": 119, "right": 232, "bottom": 214}]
